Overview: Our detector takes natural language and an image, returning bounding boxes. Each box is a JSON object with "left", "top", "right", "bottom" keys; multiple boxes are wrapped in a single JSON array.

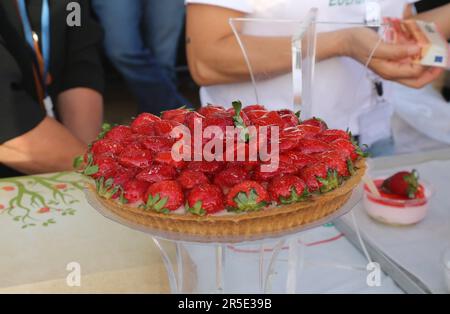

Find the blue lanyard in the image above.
[{"left": 16, "top": 0, "right": 50, "bottom": 92}]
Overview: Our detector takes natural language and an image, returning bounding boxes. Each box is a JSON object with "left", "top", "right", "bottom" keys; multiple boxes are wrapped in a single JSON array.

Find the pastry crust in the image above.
[{"left": 88, "top": 160, "right": 366, "bottom": 242}]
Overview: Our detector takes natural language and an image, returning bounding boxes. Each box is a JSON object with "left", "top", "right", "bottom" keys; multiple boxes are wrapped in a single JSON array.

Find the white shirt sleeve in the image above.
[{"left": 185, "top": 0, "right": 253, "bottom": 14}]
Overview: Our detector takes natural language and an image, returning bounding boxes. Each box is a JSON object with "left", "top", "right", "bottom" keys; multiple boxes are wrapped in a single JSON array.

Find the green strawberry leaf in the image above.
[
  {"left": 83, "top": 165, "right": 99, "bottom": 176},
  {"left": 347, "top": 159, "right": 355, "bottom": 176},
  {"left": 280, "top": 187, "right": 310, "bottom": 205},
  {"left": 187, "top": 201, "right": 207, "bottom": 216},
  {"left": 318, "top": 170, "right": 339, "bottom": 193},
  {"left": 231, "top": 189, "right": 267, "bottom": 213},
  {"left": 73, "top": 155, "right": 84, "bottom": 170},
  {"left": 97, "top": 123, "right": 112, "bottom": 140},
  {"left": 232, "top": 100, "right": 250, "bottom": 142}
]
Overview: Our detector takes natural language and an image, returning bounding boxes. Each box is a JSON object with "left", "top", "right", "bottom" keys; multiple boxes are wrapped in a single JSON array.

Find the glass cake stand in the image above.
[{"left": 85, "top": 182, "right": 364, "bottom": 293}]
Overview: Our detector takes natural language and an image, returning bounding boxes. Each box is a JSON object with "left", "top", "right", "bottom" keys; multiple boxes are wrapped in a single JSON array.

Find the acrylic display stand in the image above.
[{"left": 85, "top": 182, "right": 364, "bottom": 293}]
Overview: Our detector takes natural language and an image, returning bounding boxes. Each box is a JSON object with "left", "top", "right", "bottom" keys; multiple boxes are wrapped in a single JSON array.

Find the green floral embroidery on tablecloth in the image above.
[{"left": 0, "top": 172, "right": 85, "bottom": 229}]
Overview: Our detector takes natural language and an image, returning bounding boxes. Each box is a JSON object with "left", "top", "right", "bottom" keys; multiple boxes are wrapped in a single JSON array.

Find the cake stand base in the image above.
[{"left": 152, "top": 235, "right": 307, "bottom": 294}]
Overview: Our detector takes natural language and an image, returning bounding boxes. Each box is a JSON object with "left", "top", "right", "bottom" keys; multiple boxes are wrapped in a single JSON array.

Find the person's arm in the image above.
[
  {"left": 56, "top": 0, "right": 104, "bottom": 144},
  {"left": 186, "top": 4, "right": 440, "bottom": 89},
  {"left": 57, "top": 87, "right": 103, "bottom": 144},
  {"left": 0, "top": 117, "right": 86, "bottom": 174},
  {"left": 413, "top": 3, "right": 450, "bottom": 39}
]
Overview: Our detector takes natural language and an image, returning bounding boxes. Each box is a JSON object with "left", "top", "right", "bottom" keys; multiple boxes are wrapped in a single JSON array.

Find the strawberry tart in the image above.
[{"left": 79, "top": 102, "right": 366, "bottom": 242}]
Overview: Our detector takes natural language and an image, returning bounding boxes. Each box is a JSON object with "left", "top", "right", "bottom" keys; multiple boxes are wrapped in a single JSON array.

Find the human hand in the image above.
[{"left": 343, "top": 27, "right": 443, "bottom": 88}]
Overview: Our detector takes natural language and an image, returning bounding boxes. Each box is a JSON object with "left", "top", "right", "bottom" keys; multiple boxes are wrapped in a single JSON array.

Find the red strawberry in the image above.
[
  {"left": 198, "top": 105, "right": 226, "bottom": 117},
  {"left": 142, "top": 136, "right": 175, "bottom": 153},
  {"left": 184, "top": 111, "right": 206, "bottom": 132},
  {"left": 277, "top": 109, "right": 295, "bottom": 116},
  {"left": 152, "top": 120, "right": 181, "bottom": 138},
  {"left": 296, "top": 124, "right": 322, "bottom": 138},
  {"left": 120, "top": 133, "right": 146, "bottom": 147},
  {"left": 118, "top": 148, "right": 152, "bottom": 169},
  {"left": 144, "top": 181, "right": 184, "bottom": 213},
  {"left": 242, "top": 104, "right": 266, "bottom": 113},
  {"left": 285, "top": 151, "right": 317, "bottom": 170},
  {"left": 92, "top": 155, "right": 118, "bottom": 179},
  {"left": 330, "top": 138, "right": 364, "bottom": 161},
  {"left": 296, "top": 139, "right": 332, "bottom": 154},
  {"left": 91, "top": 139, "right": 124, "bottom": 156},
  {"left": 253, "top": 155, "right": 297, "bottom": 182},
  {"left": 253, "top": 111, "right": 284, "bottom": 128},
  {"left": 187, "top": 161, "right": 225, "bottom": 175},
  {"left": 136, "top": 164, "right": 176, "bottom": 183},
  {"left": 186, "top": 184, "right": 224, "bottom": 215},
  {"left": 131, "top": 113, "right": 160, "bottom": 135},
  {"left": 123, "top": 180, "right": 150, "bottom": 203},
  {"left": 161, "top": 108, "right": 191, "bottom": 124},
  {"left": 112, "top": 166, "right": 137, "bottom": 187},
  {"left": 299, "top": 163, "right": 339, "bottom": 193},
  {"left": 154, "top": 151, "right": 186, "bottom": 169},
  {"left": 278, "top": 110, "right": 300, "bottom": 128},
  {"left": 213, "top": 165, "right": 250, "bottom": 188},
  {"left": 246, "top": 110, "right": 268, "bottom": 122},
  {"left": 204, "top": 111, "right": 234, "bottom": 135},
  {"left": 226, "top": 181, "right": 269, "bottom": 212},
  {"left": 279, "top": 135, "right": 301, "bottom": 152},
  {"left": 105, "top": 126, "right": 133, "bottom": 142},
  {"left": 315, "top": 129, "right": 350, "bottom": 143},
  {"left": 268, "top": 175, "right": 309, "bottom": 204},
  {"left": 177, "top": 169, "right": 210, "bottom": 190},
  {"left": 302, "top": 117, "right": 328, "bottom": 131},
  {"left": 278, "top": 127, "right": 305, "bottom": 152},
  {"left": 381, "top": 170, "right": 420, "bottom": 199},
  {"left": 317, "top": 150, "right": 353, "bottom": 177}
]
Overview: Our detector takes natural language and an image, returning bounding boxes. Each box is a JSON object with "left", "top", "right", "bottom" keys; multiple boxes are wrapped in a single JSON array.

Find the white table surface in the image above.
[{"left": 6, "top": 149, "right": 449, "bottom": 293}]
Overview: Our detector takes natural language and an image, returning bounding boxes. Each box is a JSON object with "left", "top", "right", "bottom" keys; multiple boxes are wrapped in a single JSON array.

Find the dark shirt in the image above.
[{"left": 0, "top": 0, "right": 104, "bottom": 177}]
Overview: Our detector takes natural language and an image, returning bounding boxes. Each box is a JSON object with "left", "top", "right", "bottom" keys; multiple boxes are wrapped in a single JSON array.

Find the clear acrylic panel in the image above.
[{"left": 229, "top": 10, "right": 393, "bottom": 122}]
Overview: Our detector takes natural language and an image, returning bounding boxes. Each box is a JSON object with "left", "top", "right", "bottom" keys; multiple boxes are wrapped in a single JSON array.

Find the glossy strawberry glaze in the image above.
[{"left": 363, "top": 180, "right": 429, "bottom": 225}]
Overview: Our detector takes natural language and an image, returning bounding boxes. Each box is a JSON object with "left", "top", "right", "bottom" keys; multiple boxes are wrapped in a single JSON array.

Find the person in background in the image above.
[
  {"left": 0, "top": 0, "right": 104, "bottom": 177},
  {"left": 91, "top": 0, "right": 189, "bottom": 115},
  {"left": 185, "top": 0, "right": 443, "bottom": 156}
]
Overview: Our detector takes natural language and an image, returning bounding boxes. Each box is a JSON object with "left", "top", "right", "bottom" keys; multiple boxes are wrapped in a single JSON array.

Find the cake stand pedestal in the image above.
[{"left": 85, "top": 183, "right": 365, "bottom": 293}]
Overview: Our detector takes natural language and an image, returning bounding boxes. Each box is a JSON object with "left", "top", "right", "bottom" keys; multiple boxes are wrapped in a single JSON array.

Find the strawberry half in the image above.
[
  {"left": 142, "top": 136, "right": 175, "bottom": 153},
  {"left": 91, "top": 139, "right": 124, "bottom": 156},
  {"left": 118, "top": 147, "right": 153, "bottom": 169},
  {"left": 177, "top": 169, "right": 210, "bottom": 190},
  {"left": 268, "top": 175, "right": 310, "bottom": 205},
  {"left": 131, "top": 113, "right": 160, "bottom": 135},
  {"left": 302, "top": 117, "right": 328, "bottom": 131},
  {"left": 186, "top": 184, "right": 225, "bottom": 216},
  {"left": 154, "top": 151, "right": 186, "bottom": 169},
  {"left": 213, "top": 165, "right": 250, "bottom": 188},
  {"left": 123, "top": 180, "right": 150, "bottom": 203},
  {"left": 144, "top": 180, "right": 184, "bottom": 213},
  {"left": 198, "top": 104, "right": 226, "bottom": 117},
  {"left": 296, "top": 139, "right": 332, "bottom": 155},
  {"left": 381, "top": 170, "right": 420, "bottom": 199},
  {"left": 104, "top": 126, "right": 133, "bottom": 142},
  {"left": 226, "top": 181, "right": 269, "bottom": 212},
  {"left": 315, "top": 129, "right": 350, "bottom": 143},
  {"left": 136, "top": 164, "right": 177, "bottom": 183},
  {"left": 161, "top": 107, "right": 191, "bottom": 124}
]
